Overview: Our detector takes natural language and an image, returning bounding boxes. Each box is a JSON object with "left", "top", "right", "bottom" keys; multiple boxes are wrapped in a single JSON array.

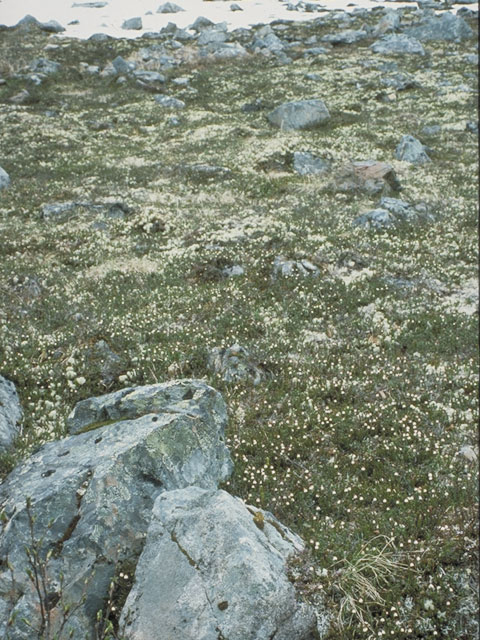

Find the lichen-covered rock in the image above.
[
  {"left": 0, "top": 375, "right": 22, "bottom": 453},
  {"left": 29, "top": 58, "right": 61, "bottom": 75},
  {"left": 157, "top": 2, "right": 185, "bottom": 13},
  {"left": 0, "top": 380, "right": 232, "bottom": 639},
  {"left": 267, "top": 99, "right": 330, "bottom": 131},
  {"left": 404, "top": 12, "right": 473, "bottom": 42},
  {"left": 293, "top": 152, "right": 330, "bottom": 175},
  {"left": 120, "top": 487, "right": 324, "bottom": 640},
  {"left": 353, "top": 197, "right": 434, "bottom": 229},
  {"left": 395, "top": 135, "right": 431, "bottom": 164},
  {"left": 122, "top": 16, "right": 142, "bottom": 30},
  {"left": 321, "top": 29, "right": 368, "bottom": 45},
  {"left": 370, "top": 34, "right": 425, "bottom": 55}
]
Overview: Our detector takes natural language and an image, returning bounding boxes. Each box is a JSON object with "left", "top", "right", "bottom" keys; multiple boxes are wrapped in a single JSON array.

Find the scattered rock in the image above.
[
  {"left": 267, "top": 99, "right": 330, "bottom": 131},
  {"left": 111, "top": 55, "right": 135, "bottom": 74},
  {"left": 154, "top": 94, "right": 185, "bottom": 109},
  {"left": 208, "top": 344, "right": 266, "bottom": 385},
  {"left": 334, "top": 160, "right": 401, "bottom": 196},
  {"left": 373, "top": 8, "right": 401, "bottom": 35},
  {"left": 157, "top": 1, "right": 185, "bottom": 12},
  {"left": 120, "top": 487, "right": 321, "bottom": 640},
  {"left": 14, "top": 14, "right": 42, "bottom": 31},
  {"left": 0, "top": 376, "right": 22, "bottom": 453},
  {"left": 404, "top": 12, "right": 473, "bottom": 42},
  {"left": 39, "top": 20, "right": 65, "bottom": 33},
  {"left": 321, "top": 29, "right": 368, "bottom": 45},
  {"left": 0, "top": 166, "right": 10, "bottom": 190},
  {"left": 293, "top": 151, "right": 330, "bottom": 175},
  {"left": 0, "top": 381, "right": 233, "bottom": 638},
  {"left": 198, "top": 29, "right": 228, "bottom": 46},
  {"left": 353, "top": 197, "right": 433, "bottom": 229},
  {"left": 190, "top": 16, "right": 215, "bottom": 32},
  {"left": 395, "top": 134, "right": 431, "bottom": 164},
  {"left": 272, "top": 255, "right": 320, "bottom": 278},
  {"left": 231, "top": 2, "right": 243, "bottom": 10},
  {"left": 29, "top": 58, "right": 61, "bottom": 75},
  {"left": 370, "top": 34, "right": 425, "bottom": 55},
  {"left": 133, "top": 70, "right": 166, "bottom": 89},
  {"left": 122, "top": 16, "right": 142, "bottom": 30}
]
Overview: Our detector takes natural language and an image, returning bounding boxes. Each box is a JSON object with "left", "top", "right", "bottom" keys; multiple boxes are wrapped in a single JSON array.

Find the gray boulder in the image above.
[
  {"left": 154, "top": 94, "right": 186, "bottom": 109},
  {"left": 395, "top": 135, "right": 431, "bottom": 164},
  {"left": 133, "top": 70, "right": 166, "bottom": 88},
  {"left": 208, "top": 344, "right": 265, "bottom": 385},
  {"left": 370, "top": 34, "right": 425, "bottom": 55},
  {"left": 353, "top": 197, "right": 433, "bottom": 229},
  {"left": 122, "top": 16, "right": 142, "bottom": 30},
  {"left": 0, "top": 166, "right": 10, "bottom": 190},
  {"left": 0, "top": 376, "right": 22, "bottom": 453},
  {"left": 157, "top": 1, "right": 185, "bottom": 12},
  {"left": 321, "top": 29, "right": 368, "bottom": 45},
  {"left": 267, "top": 99, "right": 330, "bottom": 131},
  {"left": 190, "top": 16, "right": 215, "bottom": 31},
  {"left": 39, "top": 20, "right": 65, "bottom": 33},
  {"left": 120, "top": 487, "right": 323, "bottom": 640},
  {"left": 293, "top": 151, "right": 330, "bottom": 175},
  {"left": 29, "top": 58, "right": 61, "bottom": 75},
  {"left": 198, "top": 29, "right": 228, "bottom": 46},
  {"left": 404, "top": 12, "right": 473, "bottom": 42},
  {"left": 112, "top": 55, "right": 136, "bottom": 74},
  {"left": 0, "top": 380, "right": 232, "bottom": 639}
]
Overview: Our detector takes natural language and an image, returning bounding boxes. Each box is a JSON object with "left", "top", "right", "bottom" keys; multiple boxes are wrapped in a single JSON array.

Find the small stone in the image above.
[
  {"left": 39, "top": 20, "right": 65, "bottom": 33},
  {"left": 267, "top": 99, "right": 330, "bottom": 131},
  {"left": 154, "top": 95, "right": 185, "bottom": 109},
  {"left": 292, "top": 151, "right": 330, "bottom": 175},
  {"left": 370, "top": 34, "right": 425, "bottom": 55},
  {"left": 122, "top": 17, "right": 142, "bottom": 30},
  {"left": 395, "top": 135, "right": 431, "bottom": 164},
  {"left": 157, "top": 1, "right": 184, "bottom": 12},
  {"left": 112, "top": 55, "right": 136, "bottom": 74},
  {"left": 230, "top": 3, "right": 243, "bottom": 10}
]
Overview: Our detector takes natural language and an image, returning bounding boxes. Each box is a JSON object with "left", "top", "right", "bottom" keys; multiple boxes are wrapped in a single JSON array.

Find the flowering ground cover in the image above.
[{"left": 0, "top": 9, "right": 478, "bottom": 638}]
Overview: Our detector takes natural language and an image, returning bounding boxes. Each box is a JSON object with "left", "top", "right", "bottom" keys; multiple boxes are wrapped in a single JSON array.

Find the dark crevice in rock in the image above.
[
  {"left": 170, "top": 530, "right": 197, "bottom": 568},
  {"left": 54, "top": 469, "right": 92, "bottom": 555}
]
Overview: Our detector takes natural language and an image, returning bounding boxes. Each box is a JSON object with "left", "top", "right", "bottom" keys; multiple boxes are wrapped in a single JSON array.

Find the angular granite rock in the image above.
[
  {"left": 293, "top": 151, "right": 330, "bottom": 175},
  {"left": 353, "top": 197, "right": 434, "bottom": 229},
  {"left": 395, "top": 135, "right": 431, "bottom": 164},
  {"left": 370, "top": 34, "right": 425, "bottom": 55},
  {"left": 267, "top": 99, "right": 330, "bottom": 131},
  {"left": 120, "top": 487, "right": 323, "bottom": 640},
  {"left": 0, "top": 375, "right": 22, "bottom": 453},
  {"left": 404, "top": 12, "right": 473, "bottom": 42},
  {"left": 0, "top": 381, "right": 232, "bottom": 639}
]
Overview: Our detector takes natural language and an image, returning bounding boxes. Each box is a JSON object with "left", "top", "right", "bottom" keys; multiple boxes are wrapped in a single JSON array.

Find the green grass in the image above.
[{"left": 0, "top": 11, "right": 478, "bottom": 638}]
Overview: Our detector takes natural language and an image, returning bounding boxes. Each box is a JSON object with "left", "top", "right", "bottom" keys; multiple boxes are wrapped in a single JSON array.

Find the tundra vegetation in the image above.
[{"left": 0, "top": 7, "right": 478, "bottom": 638}]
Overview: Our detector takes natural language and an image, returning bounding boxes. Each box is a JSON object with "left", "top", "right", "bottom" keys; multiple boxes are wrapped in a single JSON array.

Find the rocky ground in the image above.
[{"left": 0, "top": 4, "right": 478, "bottom": 638}]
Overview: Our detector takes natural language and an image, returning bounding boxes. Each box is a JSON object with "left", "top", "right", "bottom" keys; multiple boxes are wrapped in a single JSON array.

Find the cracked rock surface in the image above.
[
  {"left": 0, "top": 375, "right": 22, "bottom": 453},
  {"left": 0, "top": 380, "right": 232, "bottom": 639},
  {"left": 120, "top": 486, "right": 322, "bottom": 640}
]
